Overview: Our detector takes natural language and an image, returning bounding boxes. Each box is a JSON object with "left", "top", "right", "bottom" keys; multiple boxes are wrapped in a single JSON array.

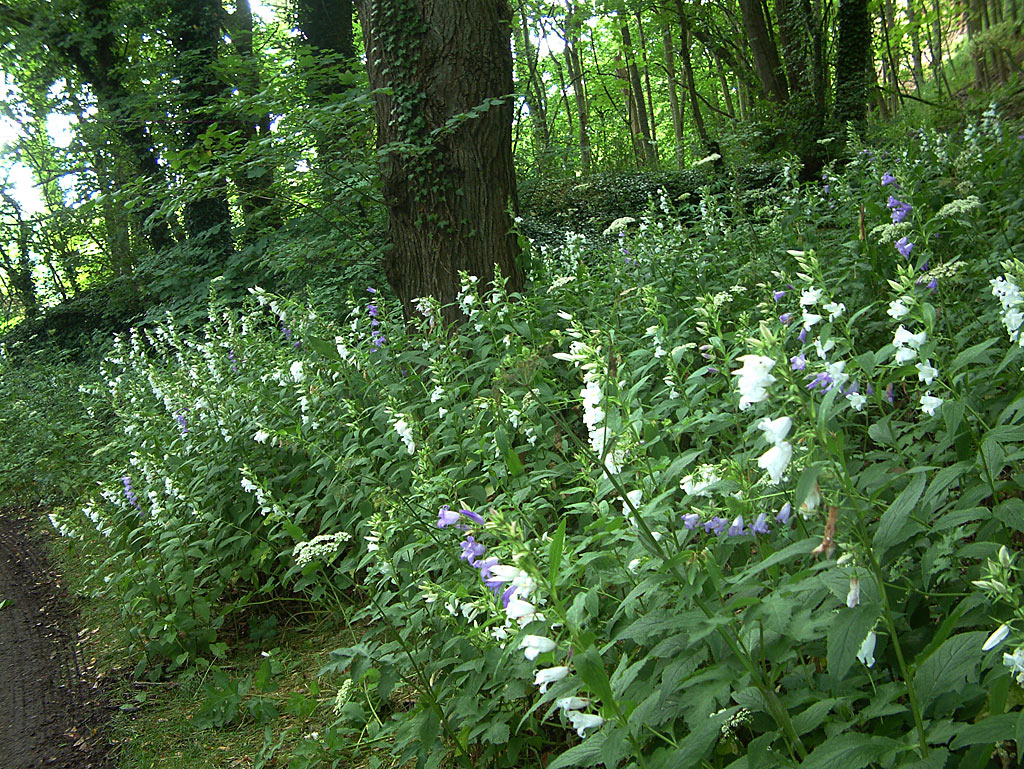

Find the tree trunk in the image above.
[
  {"left": 662, "top": 26, "right": 686, "bottom": 167},
  {"left": 564, "top": 7, "right": 593, "bottom": 174},
  {"left": 227, "top": 0, "right": 281, "bottom": 238},
  {"left": 168, "top": 0, "right": 234, "bottom": 266},
  {"left": 737, "top": 0, "right": 790, "bottom": 102},
  {"left": 46, "top": 0, "right": 176, "bottom": 256},
  {"left": 905, "top": 0, "right": 926, "bottom": 92},
  {"left": 356, "top": 0, "right": 523, "bottom": 325},
  {"left": 635, "top": 10, "right": 659, "bottom": 159},
  {"left": 513, "top": 8, "right": 551, "bottom": 159},
  {"left": 715, "top": 54, "right": 736, "bottom": 118},
  {"left": 675, "top": 1, "right": 712, "bottom": 154},
  {"left": 834, "top": 0, "right": 872, "bottom": 128},
  {"left": 620, "top": 21, "right": 657, "bottom": 165},
  {"left": 0, "top": 191, "right": 38, "bottom": 319}
]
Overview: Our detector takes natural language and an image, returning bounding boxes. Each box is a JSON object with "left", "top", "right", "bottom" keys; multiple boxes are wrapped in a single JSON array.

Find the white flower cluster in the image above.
[
  {"left": 603, "top": 216, "right": 636, "bottom": 236},
  {"left": 991, "top": 275, "right": 1024, "bottom": 346},
  {"left": 756, "top": 416, "right": 793, "bottom": 485},
  {"left": 680, "top": 464, "right": 721, "bottom": 497},
  {"left": 733, "top": 355, "right": 776, "bottom": 410},
  {"left": 936, "top": 195, "right": 981, "bottom": 218},
  {"left": 890, "top": 323, "right": 943, "bottom": 416},
  {"left": 292, "top": 532, "right": 352, "bottom": 568},
  {"left": 392, "top": 412, "right": 416, "bottom": 454},
  {"left": 555, "top": 338, "right": 624, "bottom": 474}
]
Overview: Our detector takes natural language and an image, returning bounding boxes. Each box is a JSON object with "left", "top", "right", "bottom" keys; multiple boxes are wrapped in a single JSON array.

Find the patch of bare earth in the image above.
[{"left": 0, "top": 508, "right": 114, "bottom": 768}]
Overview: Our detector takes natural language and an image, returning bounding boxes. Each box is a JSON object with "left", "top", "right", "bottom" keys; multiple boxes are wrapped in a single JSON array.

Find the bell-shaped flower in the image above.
[
  {"left": 568, "top": 712, "right": 604, "bottom": 738},
  {"left": 733, "top": 355, "right": 776, "bottom": 410},
  {"left": 757, "top": 416, "right": 792, "bottom": 445},
  {"left": 758, "top": 441, "right": 793, "bottom": 485},
  {"left": 857, "top": 630, "right": 877, "bottom": 668},
  {"left": 556, "top": 696, "right": 589, "bottom": 712},
  {"left": 983, "top": 624, "right": 1010, "bottom": 651},
  {"left": 920, "top": 393, "right": 943, "bottom": 416},
  {"left": 520, "top": 635, "right": 557, "bottom": 661},
  {"left": 534, "top": 666, "right": 569, "bottom": 693}
]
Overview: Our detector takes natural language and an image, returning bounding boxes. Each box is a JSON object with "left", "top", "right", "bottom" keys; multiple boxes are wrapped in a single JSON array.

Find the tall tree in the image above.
[
  {"left": 563, "top": 4, "right": 593, "bottom": 174},
  {"left": 356, "top": 0, "right": 523, "bottom": 324},
  {"left": 834, "top": 0, "right": 871, "bottom": 128},
  {"left": 167, "top": 0, "right": 234, "bottom": 266},
  {"left": 512, "top": 6, "right": 551, "bottom": 161},
  {"left": 737, "top": 0, "right": 789, "bottom": 103}
]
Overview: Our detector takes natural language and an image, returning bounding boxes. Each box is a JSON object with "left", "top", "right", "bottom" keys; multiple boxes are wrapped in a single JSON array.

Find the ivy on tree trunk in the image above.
[{"left": 356, "top": 0, "right": 524, "bottom": 325}]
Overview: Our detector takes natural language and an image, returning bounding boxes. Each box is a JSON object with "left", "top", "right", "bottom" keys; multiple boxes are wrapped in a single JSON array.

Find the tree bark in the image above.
[
  {"left": 715, "top": 54, "right": 736, "bottom": 118},
  {"left": 513, "top": 8, "right": 550, "bottom": 160},
  {"left": 227, "top": 0, "right": 281, "bottom": 238},
  {"left": 834, "top": 0, "right": 872, "bottom": 127},
  {"left": 737, "top": 0, "right": 790, "bottom": 102},
  {"left": 905, "top": 0, "right": 926, "bottom": 92},
  {"left": 675, "top": 1, "right": 712, "bottom": 154},
  {"left": 662, "top": 26, "right": 686, "bottom": 167},
  {"left": 168, "top": 0, "right": 234, "bottom": 266},
  {"left": 356, "top": 0, "right": 523, "bottom": 325},
  {"left": 0, "top": 191, "right": 38, "bottom": 319},
  {"left": 620, "top": 21, "right": 657, "bottom": 165},
  {"left": 564, "top": 7, "right": 593, "bottom": 174}
]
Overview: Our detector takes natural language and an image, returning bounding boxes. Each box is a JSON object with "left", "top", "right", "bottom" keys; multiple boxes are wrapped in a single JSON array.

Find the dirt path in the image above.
[{"left": 0, "top": 508, "right": 114, "bottom": 768}]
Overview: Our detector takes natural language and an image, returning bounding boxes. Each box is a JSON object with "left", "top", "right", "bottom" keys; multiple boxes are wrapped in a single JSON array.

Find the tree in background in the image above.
[
  {"left": 834, "top": 0, "right": 872, "bottom": 128},
  {"left": 356, "top": 0, "right": 524, "bottom": 324}
]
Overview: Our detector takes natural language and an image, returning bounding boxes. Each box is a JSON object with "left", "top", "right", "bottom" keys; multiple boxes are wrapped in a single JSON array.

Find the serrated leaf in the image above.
[
  {"left": 799, "top": 733, "right": 899, "bottom": 769},
  {"left": 546, "top": 732, "right": 607, "bottom": 769},
  {"left": 576, "top": 646, "right": 616, "bottom": 705},
  {"left": 827, "top": 605, "right": 879, "bottom": 682},
  {"left": 949, "top": 712, "right": 1023, "bottom": 749},
  {"left": 914, "top": 632, "right": 986, "bottom": 715},
  {"left": 794, "top": 464, "right": 824, "bottom": 513},
  {"left": 873, "top": 471, "right": 927, "bottom": 552}
]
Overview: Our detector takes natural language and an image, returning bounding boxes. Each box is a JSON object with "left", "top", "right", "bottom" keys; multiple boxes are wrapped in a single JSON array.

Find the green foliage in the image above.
[{"left": 17, "top": 110, "right": 1024, "bottom": 769}]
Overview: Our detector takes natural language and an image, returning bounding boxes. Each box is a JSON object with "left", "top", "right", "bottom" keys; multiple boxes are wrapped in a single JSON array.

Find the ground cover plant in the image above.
[{"left": 22, "top": 110, "right": 1024, "bottom": 768}]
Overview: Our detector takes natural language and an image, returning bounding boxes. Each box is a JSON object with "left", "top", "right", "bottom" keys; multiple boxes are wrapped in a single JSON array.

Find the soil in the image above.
[{"left": 0, "top": 508, "right": 115, "bottom": 768}]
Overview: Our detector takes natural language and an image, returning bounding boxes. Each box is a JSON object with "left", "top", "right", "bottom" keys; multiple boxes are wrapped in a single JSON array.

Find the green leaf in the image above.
[
  {"left": 576, "top": 646, "right": 616, "bottom": 705},
  {"left": 546, "top": 733, "right": 607, "bottom": 769},
  {"left": 794, "top": 464, "right": 824, "bottom": 516},
  {"left": 873, "top": 471, "right": 927, "bottom": 553},
  {"left": 799, "top": 733, "right": 899, "bottom": 769},
  {"left": 656, "top": 707, "right": 740, "bottom": 769},
  {"left": 827, "top": 605, "right": 879, "bottom": 683},
  {"left": 896, "top": 748, "right": 948, "bottom": 769},
  {"left": 949, "top": 339, "right": 998, "bottom": 375},
  {"left": 914, "top": 632, "right": 986, "bottom": 715},
  {"left": 950, "top": 712, "right": 1023, "bottom": 749},
  {"left": 549, "top": 518, "right": 566, "bottom": 589}
]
